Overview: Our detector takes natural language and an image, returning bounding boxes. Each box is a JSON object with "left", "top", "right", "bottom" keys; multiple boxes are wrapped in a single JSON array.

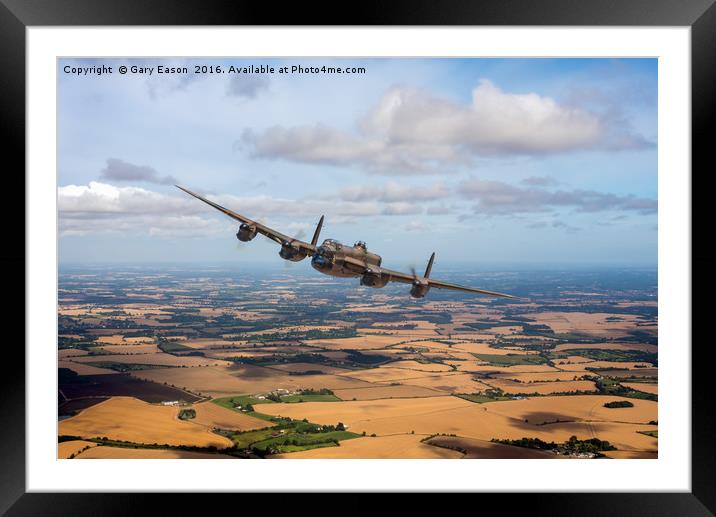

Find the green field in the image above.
[
  {"left": 157, "top": 340, "right": 194, "bottom": 354},
  {"left": 279, "top": 394, "right": 340, "bottom": 403},
  {"left": 471, "top": 353, "right": 548, "bottom": 366},
  {"left": 223, "top": 417, "right": 360, "bottom": 454}
]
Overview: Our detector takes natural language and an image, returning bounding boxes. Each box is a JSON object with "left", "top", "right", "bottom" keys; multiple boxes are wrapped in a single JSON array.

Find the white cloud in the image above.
[
  {"left": 58, "top": 182, "right": 428, "bottom": 237},
  {"left": 241, "top": 80, "right": 649, "bottom": 175},
  {"left": 336, "top": 182, "right": 450, "bottom": 202},
  {"left": 458, "top": 178, "right": 657, "bottom": 215},
  {"left": 100, "top": 158, "right": 178, "bottom": 185}
]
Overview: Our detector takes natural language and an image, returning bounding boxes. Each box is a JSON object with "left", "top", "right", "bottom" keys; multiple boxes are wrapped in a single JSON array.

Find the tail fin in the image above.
[
  {"left": 311, "top": 216, "right": 325, "bottom": 246},
  {"left": 424, "top": 252, "right": 435, "bottom": 278}
]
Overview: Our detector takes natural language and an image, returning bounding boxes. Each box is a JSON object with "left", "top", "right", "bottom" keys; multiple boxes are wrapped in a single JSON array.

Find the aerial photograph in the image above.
[{"left": 58, "top": 57, "right": 657, "bottom": 459}]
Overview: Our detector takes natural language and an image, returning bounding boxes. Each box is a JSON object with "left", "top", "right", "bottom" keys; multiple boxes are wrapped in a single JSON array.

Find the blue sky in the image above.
[{"left": 58, "top": 58, "right": 657, "bottom": 268}]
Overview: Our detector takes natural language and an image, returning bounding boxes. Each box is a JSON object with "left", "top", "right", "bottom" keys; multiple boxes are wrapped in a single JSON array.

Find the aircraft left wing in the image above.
[{"left": 176, "top": 185, "right": 317, "bottom": 254}]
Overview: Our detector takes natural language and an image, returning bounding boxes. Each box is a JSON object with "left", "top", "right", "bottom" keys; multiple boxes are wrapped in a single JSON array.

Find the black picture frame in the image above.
[{"left": 2, "top": 0, "right": 713, "bottom": 512}]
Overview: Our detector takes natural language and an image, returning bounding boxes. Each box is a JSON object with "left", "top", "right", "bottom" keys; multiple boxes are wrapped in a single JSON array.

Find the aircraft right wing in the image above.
[
  {"left": 176, "top": 185, "right": 317, "bottom": 254},
  {"left": 377, "top": 265, "right": 515, "bottom": 299},
  {"left": 422, "top": 278, "right": 516, "bottom": 298}
]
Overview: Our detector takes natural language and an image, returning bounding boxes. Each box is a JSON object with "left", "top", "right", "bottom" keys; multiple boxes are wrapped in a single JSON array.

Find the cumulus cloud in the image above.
[
  {"left": 458, "top": 179, "right": 657, "bottom": 215},
  {"left": 58, "top": 182, "right": 427, "bottom": 237},
  {"left": 336, "top": 182, "right": 450, "bottom": 203},
  {"left": 100, "top": 158, "right": 178, "bottom": 185},
  {"left": 240, "top": 80, "right": 650, "bottom": 175},
  {"left": 227, "top": 75, "right": 270, "bottom": 99}
]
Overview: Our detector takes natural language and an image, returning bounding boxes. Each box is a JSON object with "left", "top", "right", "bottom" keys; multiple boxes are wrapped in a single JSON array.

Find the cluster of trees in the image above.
[
  {"left": 492, "top": 435, "right": 617, "bottom": 457},
  {"left": 603, "top": 400, "right": 634, "bottom": 408},
  {"left": 297, "top": 388, "right": 334, "bottom": 396},
  {"left": 178, "top": 408, "right": 196, "bottom": 420}
]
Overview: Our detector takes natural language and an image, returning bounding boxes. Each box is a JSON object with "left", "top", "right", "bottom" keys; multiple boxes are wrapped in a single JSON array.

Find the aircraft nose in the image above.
[{"left": 312, "top": 254, "right": 327, "bottom": 267}]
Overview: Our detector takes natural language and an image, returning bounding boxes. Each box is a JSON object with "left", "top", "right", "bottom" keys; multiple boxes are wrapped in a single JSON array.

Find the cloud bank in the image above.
[
  {"left": 241, "top": 80, "right": 650, "bottom": 175},
  {"left": 100, "top": 158, "right": 178, "bottom": 185}
]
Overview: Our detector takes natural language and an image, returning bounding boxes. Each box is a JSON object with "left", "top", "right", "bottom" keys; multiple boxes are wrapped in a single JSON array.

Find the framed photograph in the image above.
[{"left": 4, "top": 0, "right": 713, "bottom": 511}]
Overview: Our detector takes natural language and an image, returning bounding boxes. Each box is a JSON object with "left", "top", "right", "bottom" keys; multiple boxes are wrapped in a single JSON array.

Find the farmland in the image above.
[{"left": 58, "top": 265, "right": 657, "bottom": 459}]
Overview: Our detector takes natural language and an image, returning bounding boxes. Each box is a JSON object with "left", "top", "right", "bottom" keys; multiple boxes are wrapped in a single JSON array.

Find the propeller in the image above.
[
  {"left": 410, "top": 266, "right": 419, "bottom": 284},
  {"left": 410, "top": 266, "right": 427, "bottom": 287}
]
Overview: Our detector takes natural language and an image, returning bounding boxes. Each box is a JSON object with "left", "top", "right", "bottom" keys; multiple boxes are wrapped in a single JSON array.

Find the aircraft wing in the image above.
[
  {"left": 378, "top": 266, "right": 515, "bottom": 299},
  {"left": 176, "top": 185, "right": 316, "bottom": 253},
  {"left": 422, "top": 278, "right": 515, "bottom": 298}
]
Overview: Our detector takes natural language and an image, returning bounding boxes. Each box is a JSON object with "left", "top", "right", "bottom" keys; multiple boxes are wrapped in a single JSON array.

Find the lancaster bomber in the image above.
[{"left": 177, "top": 186, "right": 514, "bottom": 299}]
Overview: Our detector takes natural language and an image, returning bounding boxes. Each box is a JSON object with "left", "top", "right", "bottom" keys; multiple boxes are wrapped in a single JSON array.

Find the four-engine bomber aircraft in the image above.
[{"left": 177, "top": 186, "right": 514, "bottom": 299}]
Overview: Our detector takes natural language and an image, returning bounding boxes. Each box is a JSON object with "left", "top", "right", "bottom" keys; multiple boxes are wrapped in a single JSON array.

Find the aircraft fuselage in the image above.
[{"left": 311, "top": 239, "right": 382, "bottom": 279}]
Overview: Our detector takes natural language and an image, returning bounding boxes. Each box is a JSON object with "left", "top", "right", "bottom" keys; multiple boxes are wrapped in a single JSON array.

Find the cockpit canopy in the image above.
[{"left": 320, "top": 239, "right": 342, "bottom": 250}]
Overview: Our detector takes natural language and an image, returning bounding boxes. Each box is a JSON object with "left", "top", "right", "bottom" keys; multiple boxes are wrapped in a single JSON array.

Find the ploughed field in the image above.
[{"left": 58, "top": 267, "right": 658, "bottom": 459}]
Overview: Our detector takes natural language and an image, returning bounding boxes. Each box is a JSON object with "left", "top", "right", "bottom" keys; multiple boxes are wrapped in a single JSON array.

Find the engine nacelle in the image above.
[
  {"left": 236, "top": 223, "right": 257, "bottom": 242},
  {"left": 279, "top": 242, "right": 307, "bottom": 262},
  {"left": 360, "top": 270, "right": 389, "bottom": 288},
  {"left": 410, "top": 282, "right": 430, "bottom": 298}
]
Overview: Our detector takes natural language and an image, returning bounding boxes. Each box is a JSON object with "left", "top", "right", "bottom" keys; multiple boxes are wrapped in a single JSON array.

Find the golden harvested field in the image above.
[
  {"left": 259, "top": 396, "right": 472, "bottom": 433},
  {"left": 98, "top": 344, "right": 160, "bottom": 354},
  {"left": 397, "top": 373, "right": 492, "bottom": 393},
  {"left": 180, "top": 338, "right": 239, "bottom": 349},
  {"left": 483, "top": 379, "right": 598, "bottom": 395},
  {"left": 467, "top": 364, "right": 561, "bottom": 373},
  {"left": 133, "top": 364, "right": 373, "bottom": 397},
  {"left": 190, "top": 401, "right": 269, "bottom": 431},
  {"left": 302, "top": 335, "right": 408, "bottom": 350},
  {"left": 621, "top": 382, "right": 658, "bottom": 394},
  {"left": 334, "top": 384, "right": 445, "bottom": 400},
  {"left": 337, "top": 367, "right": 440, "bottom": 384},
  {"left": 73, "top": 352, "right": 231, "bottom": 367},
  {"left": 484, "top": 325, "right": 524, "bottom": 335},
  {"left": 94, "top": 335, "right": 128, "bottom": 345},
  {"left": 522, "top": 312, "right": 645, "bottom": 338},
  {"left": 603, "top": 450, "right": 658, "bottom": 459},
  {"left": 452, "top": 343, "right": 534, "bottom": 356},
  {"left": 258, "top": 396, "right": 658, "bottom": 452},
  {"left": 492, "top": 371, "right": 588, "bottom": 382},
  {"left": 75, "top": 447, "right": 236, "bottom": 459},
  {"left": 483, "top": 395, "right": 657, "bottom": 425},
  {"left": 554, "top": 361, "right": 654, "bottom": 372},
  {"left": 58, "top": 360, "right": 117, "bottom": 375},
  {"left": 264, "top": 362, "right": 351, "bottom": 374},
  {"left": 425, "top": 435, "right": 562, "bottom": 459},
  {"left": 245, "top": 324, "right": 340, "bottom": 336},
  {"left": 381, "top": 360, "right": 455, "bottom": 373},
  {"left": 450, "top": 332, "right": 505, "bottom": 341},
  {"left": 203, "top": 350, "right": 277, "bottom": 359},
  {"left": 553, "top": 342, "right": 658, "bottom": 353},
  {"left": 58, "top": 349, "right": 89, "bottom": 360},
  {"left": 451, "top": 360, "right": 495, "bottom": 371},
  {"left": 59, "top": 397, "right": 233, "bottom": 448},
  {"left": 273, "top": 434, "right": 463, "bottom": 459},
  {"left": 58, "top": 440, "right": 98, "bottom": 459}
]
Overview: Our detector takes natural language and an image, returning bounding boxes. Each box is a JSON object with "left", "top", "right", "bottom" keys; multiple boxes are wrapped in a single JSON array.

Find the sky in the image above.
[{"left": 58, "top": 57, "right": 657, "bottom": 268}]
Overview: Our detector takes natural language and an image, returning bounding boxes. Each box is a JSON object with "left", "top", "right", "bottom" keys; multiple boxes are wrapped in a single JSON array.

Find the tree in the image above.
[{"left": 336, "top": 422, "right": 346, "bottom": 431}]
